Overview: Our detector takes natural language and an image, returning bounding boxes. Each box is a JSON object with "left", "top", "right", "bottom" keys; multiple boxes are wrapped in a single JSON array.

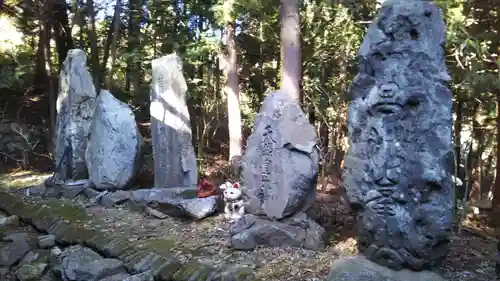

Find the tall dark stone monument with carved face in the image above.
[{"left": 342, "top": 0, "right": 453, "bottom": 271}]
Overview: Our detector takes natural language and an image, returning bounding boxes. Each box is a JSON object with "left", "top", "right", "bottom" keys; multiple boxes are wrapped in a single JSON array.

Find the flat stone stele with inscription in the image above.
[
  {"left": 150, "top": 53, "right": 198, "bottom": 188},
  {"left": 230, "top": 90, "right": 325, "bottom": 250},
  {"left": 331, "top": 0, "right": 453, "bottom": 280}
]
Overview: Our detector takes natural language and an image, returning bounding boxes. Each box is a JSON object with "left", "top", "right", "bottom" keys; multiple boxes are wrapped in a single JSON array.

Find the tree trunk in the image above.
[
  {"left": 34, "top": 0, "right": 50, "bottom": 96},
  {"left": 491, "top": 94, "right": 500, "bottom": 211},
  {"left": 279, "top": 0, "right": 301, "bottom": 103},
  {"left": 85, "top": 0, "right": 99, "bottom": 85},
  {"left": 101, "top": 0, "right": 122, "bottom": 89},
  {"left": 52, "top": 0, "right": 74, "bottom": 70},
  {"left": 454, "top": 99, "right": 463, "bottom": 176},
  {"left": 107, "top": 0, "right": 122, "bottom": 89},
  {"left": 223, "top": 22, "right": 242, "bottom": 159},
  {"left": 126, "top": 0, "right": 142, "bottom": 95},
  {"left": 71, "top": 0, "right": 85, "bottom": 48}
]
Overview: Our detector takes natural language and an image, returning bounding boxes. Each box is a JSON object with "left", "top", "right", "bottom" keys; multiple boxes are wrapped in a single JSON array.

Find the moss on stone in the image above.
[
  {"left": 102, "top": 238, "right": 133, "bottom": 257},
  {"left": 138, "top": 238, "right": 177, "bottom": 252},
  {"left": 0, "top": 188, "right": 261, "bottom": 281},
  {"left": 41, "top": 200, "right": 89, "bottom": 222},
  {"left": 172, "top": 262, "right": 215, "bottom": 281},
  {"left": 157, "top": 261, "right": 183, "bottom": 281},
  {"left": 149, "top": 255, "right": 179, "bottom": 277}
]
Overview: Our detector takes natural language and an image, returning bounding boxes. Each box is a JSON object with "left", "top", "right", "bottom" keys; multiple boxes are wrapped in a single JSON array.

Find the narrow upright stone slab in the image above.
[
  {"left": 241, "top": 90, "right": 319, "bottom": 220},
  {"left": 85, "top": 90, "right": 143, "bottom": 190},
  {"left": 343, "top": 0, "right": 453, "bottom": 271},
  {"left": 150, "top": 54, "right": 197, "bottom": 188},
  {"left": 54, "top": 49, "right": 96, "bottom": 181}
]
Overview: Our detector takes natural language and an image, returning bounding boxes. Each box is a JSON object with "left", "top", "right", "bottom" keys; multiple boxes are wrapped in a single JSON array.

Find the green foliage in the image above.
[{"left": 0, "top": 48, "right": 35, "bottom": 92}]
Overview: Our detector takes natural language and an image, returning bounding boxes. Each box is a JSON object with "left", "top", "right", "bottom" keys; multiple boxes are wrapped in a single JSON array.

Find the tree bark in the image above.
[
  {"left": 107, "top": 0, "right": 122, "bottom": 89},
  {"left": 223, "top": 22, "right": 242, "bottom": 159},
  {"left": 126, "top": 0, "right": 142, "bottom": 94},
  {"left": 491, "top": 94, "right": 500, "bottom": 211},
  {"left": 279, "top": 0, "right": 301, "bottom": 104},
  {"left": 85, "top": 0, "right": 100, "bottom": 85},
  {"left": 52, "top": 0, "right": 74, "bottom": 70},
  {"left": 100, "top": 0, "right": 122, "bottom": 89}
]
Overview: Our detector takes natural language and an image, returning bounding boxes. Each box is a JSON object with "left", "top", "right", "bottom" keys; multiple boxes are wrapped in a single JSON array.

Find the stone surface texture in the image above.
[
  {"left": 150, "top": 53, "right": 197, "bottom": 188},
  {"left": 241, "top": 90, "right": 319, "bottom": 219},
  {"left": 342, "top": 0, "right": 453, "bottom": 271},
  {"left": 85, "top": 90, "right": 144, "bottom": 190},
  {"left": 231, "top": 90, "right": 324, "bottom": 250},
  {"left": 230, "top": 212, "right": 325, "bottom": 251},
  {"left": 0, "top": 190, "right": 258, "bottom": 281},
  {"left": 54, "top": 49, "right": 96, "bottom": 181},
  {"left": 327, "top": 255, "right": 448, "bottom": 281}
]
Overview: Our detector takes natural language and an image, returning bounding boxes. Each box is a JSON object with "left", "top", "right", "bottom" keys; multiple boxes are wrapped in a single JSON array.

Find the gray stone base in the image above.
[
  {"left": 230, "top": 212, "right": 325, "bottom": 250},
  {"left": 327, "top": 255, "right": 448, "bottom": 281},
  {"left": 28, "top": 182, "right": 218, "bottom": 220}
]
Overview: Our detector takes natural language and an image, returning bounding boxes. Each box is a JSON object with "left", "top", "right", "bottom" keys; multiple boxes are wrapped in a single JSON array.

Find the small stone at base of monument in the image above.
[
  {"left": 60, "top": 185, "right": 84, "bottom": 199},
  {"left": 43, "top": 186, "right": 61, "bottom": 198},
  {"left": 17, "top": 185, "right": 46, "bottom": 196},
  {"left": 82, "top": 187, "right": 102, "bottom": 199},
  {"left": 147, "top": 196, "right": 218, "bottom": 220},
  {"left": 0, "top": 238, "right": 30, "bottom": 267},
  {"left": 131, "top": 187, "right": 198, "bottom": 202},
  {"left": 144, "top": 206, "right": 168, "bottom": 219},
  {"left": 327, "top": 255, "right": 448, "bottom": 281},
  {"left": 100, "top": 190, "right": 132, "bottom": 207},
  {"left": 38, "top": 235, "right": 56, "bottom": 249},
  {"left": 0, "top": 215, "right": 19, "bottom": 227},
  {"left": 230, "top": 212, "right": 325, "bottom": 251}
]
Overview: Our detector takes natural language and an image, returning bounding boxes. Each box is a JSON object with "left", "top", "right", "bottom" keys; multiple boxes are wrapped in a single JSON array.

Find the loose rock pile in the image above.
[
  {"left": 0, "top": 212, "right": 156, "bottom": 281},
  {"left": 0, "top": 191, "right": 257, "bottom": 281}
]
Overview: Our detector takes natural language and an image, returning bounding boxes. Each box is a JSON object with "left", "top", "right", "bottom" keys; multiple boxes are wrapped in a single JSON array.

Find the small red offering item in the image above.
[
  {"left": 233, "top": 182, "right": 240, "bottom": 189},
  {"left": 196, "top": 179, "right": 218, "bottom": 198}
]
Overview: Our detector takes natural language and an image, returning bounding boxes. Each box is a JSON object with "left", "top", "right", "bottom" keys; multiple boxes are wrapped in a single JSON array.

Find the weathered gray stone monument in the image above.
[
  {"left": 85, "top": 90, "right": 143, "bottom": 190},
  {"left": 150, "top": 54, "right": 197, "bottom": 188},
  {"left": 333, "top": 0, "right": 453, "bottom": 278},
  {"left": 230, "top": 90, "right": 325, "bottom": 250},
  {"left": 54, "top": 49, "right": 96, "bottom": 182}
]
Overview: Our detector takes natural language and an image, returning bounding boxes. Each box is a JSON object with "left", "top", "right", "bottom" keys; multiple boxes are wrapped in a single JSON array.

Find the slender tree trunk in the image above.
[
  {"left": 34, "top": 1, "right": 50, "bottom": 96},
  {"left": 101, "top": 0, "right": 122, "bottom": 89},
  {"left": 258, "top": 20, "right": 265, "bottom": 103},
  {"left": 85, "top": 0, "right": 99, "bottom": 85},
  {"left": 126, "top": 0, "right": 142, "bottom": 94},
  {"left": 491, "top": 95, "right": 500, "bottom": 211},
  {"left": 107, "top": 0, "right": 122, "bottom": 89},
  {"left": 70, "top": 0, "right": 85, "bottom": 48},
  {"left": 223, "top": 22, "right": 242, "bottom": 159},
  {"left": 52, "top": 0, "right": 74, "bottom": 70},
  {"left": 279, "top": 0, "right": 301, "bottom": 104},
  {"left": 454, "top": 99, "right": 463, "bottom": 176},
  {"left": 100, "top": 16, "right": 114, "bottom": 88}
]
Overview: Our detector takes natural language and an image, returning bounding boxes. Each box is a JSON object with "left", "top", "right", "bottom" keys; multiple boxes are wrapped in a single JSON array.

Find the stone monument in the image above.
[
  {"left": 54, "top": 49, "right": 96, "bottom": 182},
  {"left": 85, "top": 90, "right": 143, "bottom": 190},
  {"left": 230, "top": 90, "right": 325, "bottom": 250},
  {"left": 340, "top": 0, "right": 453, "bottom": 274},
  {"left": 150, "top": 53, "right": 197, "bottom": 188}
]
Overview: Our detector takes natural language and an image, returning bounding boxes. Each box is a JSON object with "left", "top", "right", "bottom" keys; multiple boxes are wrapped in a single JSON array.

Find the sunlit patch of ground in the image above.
[{"left": 0, "top": 169, "right": 51, "bottom": 190}]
